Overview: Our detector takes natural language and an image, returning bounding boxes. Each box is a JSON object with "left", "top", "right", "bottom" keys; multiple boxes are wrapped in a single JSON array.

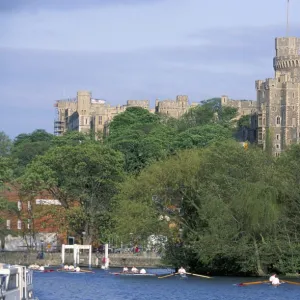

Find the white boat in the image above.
[{"left": 0, "top": 263, "right": 37, "bottom": 299}]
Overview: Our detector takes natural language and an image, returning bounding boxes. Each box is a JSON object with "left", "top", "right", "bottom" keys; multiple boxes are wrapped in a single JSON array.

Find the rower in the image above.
[
  {"left": 39, "top": 266, "right": 45, "bottom": 271},
  {"left": 140, "top": 268, "right": 146, "bottom": 274},
  {"left": 64, "top": 265, "right": 69, "bottom": 270},
  {"left": 269, "top": 273, "right": 276, "bottom": 282},
  {"left": 178, "top": 266, "right": 186, "bottom": 275},
  {"left": 123, "top": 266, "right": 129, "bottom": 273},
  {"left": 69, "top": 265, "right": 75, "bottom": 271},
  {"left": 75, "top": 267, "right": 81, "bottom": 272},
  {"left": 271, "top": 275, "right": 281, "bottom": 287},
  {"left": 131, "top": 266, "right": 138, "bottom": 273}
]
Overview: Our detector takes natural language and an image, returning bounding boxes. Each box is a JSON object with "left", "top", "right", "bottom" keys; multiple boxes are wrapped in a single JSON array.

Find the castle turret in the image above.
[{"left": 273, "top": 37, "right": 300, "bottom": 81}]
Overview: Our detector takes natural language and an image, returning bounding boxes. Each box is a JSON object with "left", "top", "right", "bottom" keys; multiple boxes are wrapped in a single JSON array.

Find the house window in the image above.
[
  {"left": 276, "top": 117, "right": 281, "bottom": 125},
  {"left": 28, "top": 201, "right": 31, "bottom": 211},
  {"left": 17, "top": 201, "right": 22, "bottom": 211},
  {"left": 6, "top": 220, "right": 11, "bottom": 230},
  {"left": 276, "top": 134, "right": 280, "bottom": 140},
  {"left": 27, "top": 219, "right": 31, "bottom": 229},
  {"left": 17, "top": 220, "right": 22, "bottom": 230}
]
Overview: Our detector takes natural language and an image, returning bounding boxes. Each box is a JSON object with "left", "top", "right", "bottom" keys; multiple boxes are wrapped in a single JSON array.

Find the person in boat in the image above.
[
  {"left": 64, "top": 265, "right": 69, "bottom": 270},
  {"left": 271, "top": 274, "right": 281, "bottom": 287},
  {"left": 269, "top": 273, "right": 276, "bottom": 282},
  {"left": 140, "top": 268, "right": 146, "bottom": 274},
  {"left": 178, "top": 267, "right": 186, "bottom": 275},
  {"left": 131, "top": 266, "right": 138, "bottom": 273},
  {"left": 75, "top": 267, "right": 81, "bottom": 272},
  {"left": 39, "top": 266, "right": 45, "bottom": 271},
  {"left": 123, "top": 266, "right": 129, "bottom": 273},
  {"left": 69, "top": 265, "right": 75, "bottom": 271}
]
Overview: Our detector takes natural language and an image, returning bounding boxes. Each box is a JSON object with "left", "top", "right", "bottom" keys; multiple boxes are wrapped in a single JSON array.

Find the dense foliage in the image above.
[{"left": 2, "top": 100, "right": 300, "bottom": 276}]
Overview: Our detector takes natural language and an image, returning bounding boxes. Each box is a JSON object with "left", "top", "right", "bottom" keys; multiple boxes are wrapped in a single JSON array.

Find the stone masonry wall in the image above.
[{"left": 0, "top": 252, "right": 163, "bottom": 268}]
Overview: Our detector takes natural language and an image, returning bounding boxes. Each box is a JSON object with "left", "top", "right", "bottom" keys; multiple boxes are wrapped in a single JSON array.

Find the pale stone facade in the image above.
[
  {"left": 253, "top": 37, "right": 300, "bottom": 156},
  {"left": 54, "top": 92, "right": 191, "bottom": 136},
  {"left": 221, "top": 96, "right": 257, "bottom": 118}
]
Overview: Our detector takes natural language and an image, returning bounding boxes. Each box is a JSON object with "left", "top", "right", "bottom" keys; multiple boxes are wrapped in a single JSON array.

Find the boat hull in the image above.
[{"left": 111, "top": 272, "right": 157, "bottom": 277}]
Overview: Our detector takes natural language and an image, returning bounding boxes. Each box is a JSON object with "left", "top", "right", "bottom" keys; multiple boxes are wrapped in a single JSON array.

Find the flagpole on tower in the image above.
[{"left": 286, "top": 0, "right": 289, "bottom": 37}]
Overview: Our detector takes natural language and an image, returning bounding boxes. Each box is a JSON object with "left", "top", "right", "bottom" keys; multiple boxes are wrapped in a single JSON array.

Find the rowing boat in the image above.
[
  {"left": 33, "top": 269, "right": 55, "bottom": 273},
  {"left": 57, "top": 269, "right": 94, "bottom": 274},
  {"left": 110, "top": 272, "right": 157, "bottom": 277}
]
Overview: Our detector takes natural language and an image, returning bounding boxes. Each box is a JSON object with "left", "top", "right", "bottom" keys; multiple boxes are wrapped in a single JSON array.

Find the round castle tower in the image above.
[{"left": 273, "top": 37, "right": 300, "bottom": 81}]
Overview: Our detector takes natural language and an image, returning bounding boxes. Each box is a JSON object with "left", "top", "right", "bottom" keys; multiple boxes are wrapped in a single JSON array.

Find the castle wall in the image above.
[{"left": 54, "top": 93, "right": 192, "bottom": 136}]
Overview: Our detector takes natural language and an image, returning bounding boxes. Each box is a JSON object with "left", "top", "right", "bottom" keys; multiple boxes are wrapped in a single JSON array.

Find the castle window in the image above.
[
  {"left": 293, "top": 92, "right": 295, "bottom": 98},
  {"left": 98, "top": 116, "right": 102, "bottom": 125},
  {"left": 276, "top": 116, "right": 281, "bottom": 125},
  {"left": 276, "top": 134, "right": 280, "bottom": 140},
  {"left": 17, "top": 220, "right": 22, "bottom": 230},
  {"left": 6, "top": 220, "right": 11, "bottom": 230},
  {"left": 292, "top": 118, "right": 296, "bottom": 127},
  {"left": 292, "top": 106, "right": 295, "bottom": 110},
  {"left": 275, "top": 152, "right": 280, "bottom": 157},
  {"left": 276, "top": 144, "right": 280, "bottom": 149}
]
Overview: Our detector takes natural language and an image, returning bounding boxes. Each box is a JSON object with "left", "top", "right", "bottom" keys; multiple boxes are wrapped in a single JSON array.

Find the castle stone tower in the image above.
[
  {"left": 77, "top": 91, "right": 91, "bottom": 133},
  {"left": 255, "top": 37, "right": 300, "bottom": 156},
  {"left": 273, "top": 37, "right": 300, "bottom": 81}
]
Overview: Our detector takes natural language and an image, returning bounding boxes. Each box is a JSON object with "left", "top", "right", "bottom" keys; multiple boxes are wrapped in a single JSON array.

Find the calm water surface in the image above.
[{"left": 33, "top": 268, "right": 300, "bottom": 300}]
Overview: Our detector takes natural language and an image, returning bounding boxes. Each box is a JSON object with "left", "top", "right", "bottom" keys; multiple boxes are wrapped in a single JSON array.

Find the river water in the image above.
[{"left": 33, "top": 268, "right": 300, "bottom": 300}]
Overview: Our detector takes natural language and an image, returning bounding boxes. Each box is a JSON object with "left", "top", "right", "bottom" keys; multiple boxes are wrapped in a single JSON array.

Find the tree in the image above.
[
  {"left": 19, "top": 143, "right": 124, "bottom": 243},
  {"left": 0, "top": 156, "right": 17, "bottom": 249},
  {"left": 0, "top": 131, "right": 12, "bottom": 157},
  {"left": 107, "top": 107, "right": 176, "bottom": 173},
  {"left": 172, "top": 124, "right": 233, "bottom": 150},
  {"left": 113, "top": 141, "right": 285, "bottom": 275},
  {"left": 11, "top": 129, "right": 54, "bottom": 176}
]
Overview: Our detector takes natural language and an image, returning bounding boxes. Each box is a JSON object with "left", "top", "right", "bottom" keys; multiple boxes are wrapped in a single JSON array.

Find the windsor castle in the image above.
[{"left": 54, "top": 35, "right": 300, "bottom": 156}]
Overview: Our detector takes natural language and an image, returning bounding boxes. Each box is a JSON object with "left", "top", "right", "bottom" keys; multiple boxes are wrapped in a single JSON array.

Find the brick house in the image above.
[{"left": 0, "top": 185, "right": 66, "bottom": 251}]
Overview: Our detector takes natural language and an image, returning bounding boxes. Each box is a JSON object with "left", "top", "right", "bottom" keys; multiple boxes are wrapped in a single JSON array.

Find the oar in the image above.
[
  {"left": 237, "top": 280, "right": 269, "bottom": 286},
  {"left": 186, "top": 272, "right": 212, "bottom": 279},
  {"left": 282, "top": 280, "right": 300, "bottom": 285},
  {"left": 158, "top": 272, "right": 177, "bottom": 279}
]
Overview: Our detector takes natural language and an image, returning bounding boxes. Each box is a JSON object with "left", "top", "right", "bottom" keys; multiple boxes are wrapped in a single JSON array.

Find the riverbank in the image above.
[{"left": 0, "top": 251, "right": 164, "bottom": 268}]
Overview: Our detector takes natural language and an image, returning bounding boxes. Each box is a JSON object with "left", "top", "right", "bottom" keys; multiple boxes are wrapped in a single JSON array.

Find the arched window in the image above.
[{"left": 276, "top": 116, "right": 281, "bottom": 125}]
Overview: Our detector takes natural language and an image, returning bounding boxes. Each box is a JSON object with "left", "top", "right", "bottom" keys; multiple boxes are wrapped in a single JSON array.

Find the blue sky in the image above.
[{"left": 1, "top": 0, "right": 300, "bottom": 138}]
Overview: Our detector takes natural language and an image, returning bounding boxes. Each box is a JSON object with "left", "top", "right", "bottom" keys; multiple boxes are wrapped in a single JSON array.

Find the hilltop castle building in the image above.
[
  {"left": 253, "top": 37, "right": 300, "bottom": 156},
  {"left": 220, "top": 35, "right": 300, "bottom": 156},
  {"left": 54, "top": 92, "right": 195, "bottom": 136}
]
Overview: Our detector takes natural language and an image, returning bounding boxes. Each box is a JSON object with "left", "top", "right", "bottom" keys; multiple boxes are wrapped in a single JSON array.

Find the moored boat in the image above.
[{"left": 0, "top": 263, "right": 37, "bottom": 299}]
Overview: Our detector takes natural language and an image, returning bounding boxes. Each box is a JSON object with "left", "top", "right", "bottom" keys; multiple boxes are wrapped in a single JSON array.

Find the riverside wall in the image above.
[{"left": 0, "top": 251, "right": 164, "bottom": 268}]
